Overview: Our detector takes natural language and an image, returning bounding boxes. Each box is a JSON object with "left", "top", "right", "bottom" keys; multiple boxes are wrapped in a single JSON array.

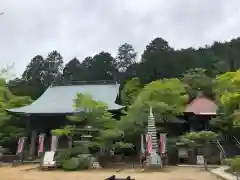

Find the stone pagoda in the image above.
[{"left": 146, "top": 107, "right": 162, "bottom": 168}]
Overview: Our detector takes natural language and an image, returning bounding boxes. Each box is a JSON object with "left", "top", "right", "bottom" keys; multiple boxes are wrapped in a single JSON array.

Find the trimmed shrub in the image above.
[
  {"left": 55, "top": 149, "right": 71, "bottom": 168},
  {"left": 70, "top": 145, "right": 89, "bottom": 156},
  {"left": 62, "top": 157, "right": 80, "bottom": 171},
  {"left": 78, "top": 155, "right": 90, "bottom": 170},
  {"left": 225, "top": 156, "right": 240, "bottom": 177},
  {"left": 62, "top": 156, "right": 90, "bottom": 171},
  {"left": 55, "top": 144, "right": 92, "bottom": 171}
]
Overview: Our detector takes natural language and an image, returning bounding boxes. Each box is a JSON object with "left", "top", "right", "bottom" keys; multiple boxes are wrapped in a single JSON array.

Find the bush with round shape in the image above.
[
  {"left": 62, "top": 157, "right": 80, "bottom": 171},
  {"left": 226, "top": 156, "right": 240, "bottom": 180},
  {"left": 62, "top": 156, "right": 90, "bottom": 171},
  {"left": 55, "top": 150, "right": 71, "bottom": 168}
]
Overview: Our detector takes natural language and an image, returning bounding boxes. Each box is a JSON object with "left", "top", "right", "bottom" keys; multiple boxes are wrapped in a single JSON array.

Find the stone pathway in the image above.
[{"left": 211, "top": 166, "right": 237, "bottom": 180}]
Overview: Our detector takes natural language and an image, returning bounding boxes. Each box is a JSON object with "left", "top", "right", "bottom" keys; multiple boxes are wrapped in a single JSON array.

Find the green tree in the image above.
[
  {"left": 42, "top": 50, "right": 64, "bottom": 86},
  {"left": 119, "top": 78, "right": 188, "bottom": 148},
  {"left": 0, "top": 77, "right": 32, "bottom": 152},
  {"left": 78, "top": 56, "right": 94, "bottom": 81},
  {"left": 62, "top": 58, "right": 82, "bottom": 82},
  {"left": 121, "top": 77, "right": 142, "bottom": 106},
  {"left": 181, "top": 68, "right": 214, "bottom": 100},
  {"left": 214, "top": 70, "right": 240, "bottom": 131},
  {"left": 232, "top": 111, "right": 240, "bottom": 128},
  {"left": 8, "top": 52, "right": 63, "bottom": 100},
  {"left": 116, "top": 43, "right": 137, "bottom": 72},
  {"left": 17, "top": 55, "right": 46, "bottom": 99},
  {"left": 180, "top": 131, "right": 218, "bottom": 170},
  {"left": 215, "top": 70, "right": 240, "bottom": 114},
  {"left": 79, "top": 52, "right": 117, "bottom": 81},
  {"left": 52, "top": 125, "right": 74, "bottom": 136},
  {"left": 211, "top": 39, "right": 240, "bottom": 72},
  {"left": 22, "top": 55, "right": 45, "bottom": 82},
  {"left": 139, "top": 38, "right": 177, "bottom": 83},
  {"left": 69, "top": 93, "right": 123, "bottom": 149}
]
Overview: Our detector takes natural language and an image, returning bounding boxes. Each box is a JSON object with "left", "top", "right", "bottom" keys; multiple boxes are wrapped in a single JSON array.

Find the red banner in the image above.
[
  {"left": 160, "top": 133, "right": 167, "bottom": 154},
  {"left": 145, "top": 133, "right": 152, "bottom": 154},
  {"left": 38, "top": 134, "right": 45, "bottom": 154},
  {"left": 16, "top": 137, "right": 25, "bottom": 154}
]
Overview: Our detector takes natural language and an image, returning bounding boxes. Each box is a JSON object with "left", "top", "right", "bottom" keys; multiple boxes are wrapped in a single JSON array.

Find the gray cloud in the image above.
[{"left": 1, "top": 0, "right": 240, "bottom": 76}]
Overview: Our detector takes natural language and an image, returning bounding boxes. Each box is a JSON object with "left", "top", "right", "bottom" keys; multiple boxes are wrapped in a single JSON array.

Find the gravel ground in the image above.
[{"left": 0, "top": 165, "right": 220, "bottom": 180}]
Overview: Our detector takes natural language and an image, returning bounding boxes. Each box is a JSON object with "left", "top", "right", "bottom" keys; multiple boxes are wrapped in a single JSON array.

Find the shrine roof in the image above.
[
  {"left": 185, "top": 96, "right": 217, "bottom": 115},
  {"left": 6, "top": 83, "right": 123, "bottom": 115}
]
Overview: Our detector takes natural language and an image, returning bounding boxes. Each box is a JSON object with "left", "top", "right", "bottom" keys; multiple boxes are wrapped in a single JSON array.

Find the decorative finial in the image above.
[{"left": 149, "top": 106, "right": 154, "bottom": 117}]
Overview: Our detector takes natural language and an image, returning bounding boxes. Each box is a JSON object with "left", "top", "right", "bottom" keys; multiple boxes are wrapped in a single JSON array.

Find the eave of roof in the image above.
[{"left": 6, "top": 84, "right": 123, "bottom": 115}]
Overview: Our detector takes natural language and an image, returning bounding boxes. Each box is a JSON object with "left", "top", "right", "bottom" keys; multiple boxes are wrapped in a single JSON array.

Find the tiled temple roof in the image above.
[
  {"left": 6, "top": 83, "right": 123, "bottom": 115},
  {"left": 185, "top": 97, "right": 217, "bottom": 115}
]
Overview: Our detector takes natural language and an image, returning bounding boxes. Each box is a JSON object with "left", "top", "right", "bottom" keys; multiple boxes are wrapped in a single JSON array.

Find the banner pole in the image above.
[
  {"left": 16, "top": 137, "right": 27, "bottom": 163},
  {"left": 38, "top": 134, "right": 45, "bottom": 157}
]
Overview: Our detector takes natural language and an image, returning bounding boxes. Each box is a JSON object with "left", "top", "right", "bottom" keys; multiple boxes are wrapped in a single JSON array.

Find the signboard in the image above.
[
  {"left": 43, "top": 151, "right": 55, "bottom": 165},
  {"left": 197, "top": 155, "right": 204, "bottom": 165}
]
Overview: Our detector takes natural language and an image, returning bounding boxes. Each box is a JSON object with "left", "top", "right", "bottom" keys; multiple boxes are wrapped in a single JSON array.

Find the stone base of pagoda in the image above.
[{"left": 146, "top": 152, "right": 163, "bottom": 169}]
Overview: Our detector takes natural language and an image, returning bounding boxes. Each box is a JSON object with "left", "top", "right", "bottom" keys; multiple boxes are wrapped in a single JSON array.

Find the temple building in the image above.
[
  {"left": 184, "top": 95, "right": 217, "bottom": 131},
  {"left": 175, "top": 96, "right": 219, "bottom": 165},
  {"left": 6, "top": 82, "right": 123, "bottom": 157}
]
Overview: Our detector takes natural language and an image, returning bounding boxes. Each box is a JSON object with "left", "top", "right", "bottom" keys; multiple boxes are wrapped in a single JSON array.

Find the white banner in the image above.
[{"left": 51, "top": 136, "right": 58, "bottom": 151}]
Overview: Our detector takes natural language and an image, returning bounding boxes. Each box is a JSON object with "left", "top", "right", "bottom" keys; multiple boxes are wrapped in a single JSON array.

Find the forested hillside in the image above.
[{"left": 7, "top": 37, "right": 240, "bottom": 101}]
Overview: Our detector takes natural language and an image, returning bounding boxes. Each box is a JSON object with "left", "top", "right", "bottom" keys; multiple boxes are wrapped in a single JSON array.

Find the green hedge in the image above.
[
  {"left": 55, "top": 145, "right": 91, "bottom": 171},
  {"left": 225, "top": 156, "right": 240, "bottom": 175}
]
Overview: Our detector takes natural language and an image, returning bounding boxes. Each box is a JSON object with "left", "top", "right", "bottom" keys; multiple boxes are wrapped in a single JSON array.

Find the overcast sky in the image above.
[{"left": 1, "top": 0, "right": 240, "bottom": 77}]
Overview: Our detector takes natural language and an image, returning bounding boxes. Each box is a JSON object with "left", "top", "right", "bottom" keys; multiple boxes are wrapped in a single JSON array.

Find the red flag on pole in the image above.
[
  {"left": 16, "top": 137, "right": 25, "bottom": 154},
  {"left": 160, "top": 133, "right": 167, "bottom": 154},
  {"left": 38, "top": 134, "right": 45, "bottom": 154},
  {"left": 145, "top": 133, "right": 152, "bottom": 154}
]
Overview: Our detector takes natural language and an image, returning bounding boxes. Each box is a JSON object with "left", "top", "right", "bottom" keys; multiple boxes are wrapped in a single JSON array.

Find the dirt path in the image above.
[{"left": 0, "top": 165, "right": 219, "bottom": 180}]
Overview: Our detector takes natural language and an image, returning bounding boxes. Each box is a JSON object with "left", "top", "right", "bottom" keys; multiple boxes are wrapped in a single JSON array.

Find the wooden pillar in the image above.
[
  {"left": 189, "top": 115, "right": 196, "bottom": 132},
  {"left": 16, "top": 136, "right": 27, "bottom": 163},
  {"left": 188, "top": 148, "right": 196, "bottom": 164},
  {"left": 29, "top": 130, "right": 37, "bottom": 158}
]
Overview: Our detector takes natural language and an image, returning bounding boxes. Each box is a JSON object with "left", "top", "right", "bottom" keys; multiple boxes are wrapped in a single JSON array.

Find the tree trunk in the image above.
[
  {"left": 203, "top": 144, "right": 208, "bottom": 171},
  {"left": 203, "top": 155, "right": 208, "bottom": 171}
]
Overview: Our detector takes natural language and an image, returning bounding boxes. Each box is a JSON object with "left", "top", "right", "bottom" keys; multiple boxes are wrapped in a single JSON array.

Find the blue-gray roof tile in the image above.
[{"left": 7, "top": 84, "right": 123, "bottom": 114}]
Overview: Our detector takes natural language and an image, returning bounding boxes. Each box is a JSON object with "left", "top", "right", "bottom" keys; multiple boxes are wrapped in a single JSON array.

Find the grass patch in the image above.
[{"left": 225, "top": 168, "right": 237, "bottom": 177}]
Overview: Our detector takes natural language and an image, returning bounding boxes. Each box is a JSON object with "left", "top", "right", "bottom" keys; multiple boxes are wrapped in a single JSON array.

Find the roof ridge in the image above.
[{"left": 52, "top": 80, "right": 119, "bottom": 87}]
